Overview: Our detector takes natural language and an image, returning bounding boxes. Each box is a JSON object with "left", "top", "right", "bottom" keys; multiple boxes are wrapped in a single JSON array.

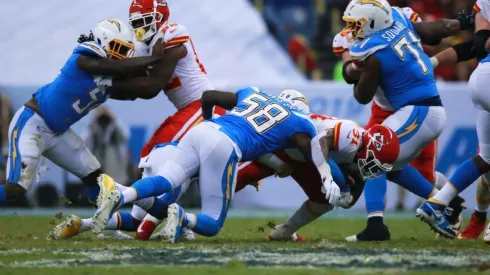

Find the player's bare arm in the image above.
[
  {"left": 353, "top": 55, "right": 381, "bottom": 104},
  {"left": 111, "top": 45, "right": 187, "bottom": 99},
  {"left": 201, "top": 90, "right": 238, "bottom": 119},
  {"left": 433, "top": 12, "right": 486, "bottom": 68},
  {"left": 413, "top": 11, "right": 474, "bottom": 46},
  {"left": 77, "top": 38, "right": 166, "bottom": 77}
]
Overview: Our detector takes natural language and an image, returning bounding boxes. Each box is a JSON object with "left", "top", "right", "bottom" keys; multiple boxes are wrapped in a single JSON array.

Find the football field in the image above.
[{"left": 0, "top": 210, "right": 488, "bottom": 275}]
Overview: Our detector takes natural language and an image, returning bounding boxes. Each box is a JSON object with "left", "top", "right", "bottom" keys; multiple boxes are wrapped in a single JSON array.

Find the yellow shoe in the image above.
[
  {"left": 47, "top": 215, "right": 82, "bottom": 240},
  {"left": 97, "top": 174, "right": 117, "bottom": 207}
]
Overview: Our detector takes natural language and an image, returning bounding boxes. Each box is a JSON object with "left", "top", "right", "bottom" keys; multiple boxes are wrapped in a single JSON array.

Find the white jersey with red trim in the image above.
[
  {"left": 133, "top": 23, "right": 213, "bottom": 110},
  {"left": 283, "top": 114, "right": 364, "bottom": 165},
  {"left": 474, "top": 0, "right": 490, "bottom": 21}
]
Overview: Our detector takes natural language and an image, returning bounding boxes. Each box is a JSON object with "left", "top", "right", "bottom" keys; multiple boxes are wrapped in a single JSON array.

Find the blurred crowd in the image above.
[{"left": 249, "top": 0, "right": 476, "bottom": 81}]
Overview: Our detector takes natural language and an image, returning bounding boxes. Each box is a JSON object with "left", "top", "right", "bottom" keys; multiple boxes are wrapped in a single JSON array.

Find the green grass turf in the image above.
[{"left": 0, "top": 215, "right": 488, "bottom": 274}]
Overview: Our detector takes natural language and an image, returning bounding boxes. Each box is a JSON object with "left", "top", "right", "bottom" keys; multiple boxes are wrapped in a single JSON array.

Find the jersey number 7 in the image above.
[
  {"left": 231, "top": 93, "right": 290, "bottom": 134},
  {"left": 392, "top": 30, "right": 429, "bottom": 74}
]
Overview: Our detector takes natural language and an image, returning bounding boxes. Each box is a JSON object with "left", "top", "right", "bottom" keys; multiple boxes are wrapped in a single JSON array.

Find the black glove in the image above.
[{"left": 457, "top": 11, "right": 475, "bottom": 30}]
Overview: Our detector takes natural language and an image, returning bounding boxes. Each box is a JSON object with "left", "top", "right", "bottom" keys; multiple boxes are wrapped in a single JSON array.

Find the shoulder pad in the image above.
[
  {"left": 160, "top": 23, "right": 190, "bottom": 48},
  {"left": 350, "top": 35, "right": 388, "bottom": 61},
  {"left": 332, "top": 120, "right": 363, "bottom": 152},
  {"left": 236, "top": 86, "right": 260, "bottom": 100},
  {"left": 400, "top": 7, "right": 422, "bottom": 22},
  {"left": 74, "top": 41, "right": 107, "bottom": 58}
]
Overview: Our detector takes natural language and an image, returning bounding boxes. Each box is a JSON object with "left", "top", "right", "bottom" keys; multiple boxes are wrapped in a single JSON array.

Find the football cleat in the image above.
[
  {"left": 97, "top": 230, "right": 134, "bottom": 240},
  {"left": 47, "top": 215, "right": 82, "bottom": 240},
  {"left": 96, "top": 174, "right": 117, "bottom": 207},
  {"left": 483, "top": 222, "right": 490, "bottom": 244},
  {"left": 268, "top": 224, "right": 307, "bottom": 242},
  {"left": 161, "top": 203, "right": 185, "bottom": 243},
  {"left": 345, "top": 223, "right": 390, "bottom": 242},
  {"left": 458, "top": 213, "right": 486, "bottom": 240},
  {"left": 416, "top": 202, "right": 456, "bottom": 239},
  {"left": 136, "top": 216, "right": 162, "bottom": 240},
  {"left": 91, "top": 190, "right": 123, "bottom": 234},
  {"left": 180, "top": 228, "right": 196, "bottom": 241}
]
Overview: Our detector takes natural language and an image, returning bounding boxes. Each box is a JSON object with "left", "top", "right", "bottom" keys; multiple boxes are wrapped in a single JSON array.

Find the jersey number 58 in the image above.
[{"left": 230, "top": 93, "right": 290, "bottom": 134}]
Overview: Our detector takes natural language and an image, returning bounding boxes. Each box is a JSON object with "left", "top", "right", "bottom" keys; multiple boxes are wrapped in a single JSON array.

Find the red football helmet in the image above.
[
  {"left": 357, "top": 124, "right": 400, "bottom": 179},
  {"left": 129, "top": 0, "right": 170, "bottom": 42}
]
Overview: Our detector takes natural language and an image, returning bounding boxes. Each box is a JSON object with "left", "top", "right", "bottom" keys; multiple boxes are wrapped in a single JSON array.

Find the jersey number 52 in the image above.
[{"left": 230, "top": 93, "right": 290, "bottom": 134}]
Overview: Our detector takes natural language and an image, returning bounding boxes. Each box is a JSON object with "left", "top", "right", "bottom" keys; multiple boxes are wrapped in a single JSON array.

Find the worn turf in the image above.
[{"left": 0, "top": 214, "right": 488, "bottom": 274}]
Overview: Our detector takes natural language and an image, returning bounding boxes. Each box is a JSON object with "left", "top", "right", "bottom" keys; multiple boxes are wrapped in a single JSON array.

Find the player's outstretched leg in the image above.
[
  {"left": 269, "top": 200, "right": 333, "bottom": 242},
  {"left": 416, "top": 156, "right": 484, "bottom": 238}
]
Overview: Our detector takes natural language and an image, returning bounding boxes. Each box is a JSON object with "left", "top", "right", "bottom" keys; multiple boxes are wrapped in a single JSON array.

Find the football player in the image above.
[
  {"left": 91, "top": 87, "right": 346, "bottom": 243},
  {"left": 86, "top": 0, "right": 231, "bottom": 237},
  {"left": 416, "top": 0, "right": 490, "bottom": 240},
  {"left": 4, "top": 19, "right": 167, "bottom": 207},
  {"left": 339, "top": 0, "right": 473, "bottom": 239},
  {"left": 332, "top": 6, "right": 462, "bottom": 241}
]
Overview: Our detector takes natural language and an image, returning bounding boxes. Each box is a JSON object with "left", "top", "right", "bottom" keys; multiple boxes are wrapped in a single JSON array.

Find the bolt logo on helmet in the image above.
[
  {"left": 357, "top": 124, "right": 400, "bottom": 179},
  {"left": 93, "top": 19, "right": 134, "bottom": 59},
  {"left": 129, "top": 0, "right": 170, "bottom": 42},
  {"left": 278, "top": 89, "right": 311, "bottom": 114},
  {"left": 342, "top": 0, "right": 393, "bottom": 39}
]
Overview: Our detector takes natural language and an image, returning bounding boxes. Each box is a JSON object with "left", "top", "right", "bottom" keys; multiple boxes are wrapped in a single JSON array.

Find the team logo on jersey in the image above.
[{"left": 107, "top": 19, "right": 121, "bottom": 32}]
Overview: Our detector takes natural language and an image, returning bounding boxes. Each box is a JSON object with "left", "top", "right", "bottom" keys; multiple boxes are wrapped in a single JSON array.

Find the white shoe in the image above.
[
  {"left": 48, "top": 215, "right": 82, "bottom": 240},
  {"left": 161, "top": 203, "right": 184, "bottom": 243},
  {"left": 345, "top": 234, "right": 358, "bottom": 242},
  {"left": 97, "top": 174, "right": 117, "bottom": 207},
  {"left": 97, "top": 230, "right": 133, "bottom": 240},
  {"left": 483, "top": 221, "right": 490, "bottom": 244},
  {"left": 180, "top": 227, "right": 195, "bottom": 241},
  {"left": 268, "top": 223, "right": 305, "bottom": 242},
  {"left": 92, "top": 190, "right": 122, "bottom": 234}
]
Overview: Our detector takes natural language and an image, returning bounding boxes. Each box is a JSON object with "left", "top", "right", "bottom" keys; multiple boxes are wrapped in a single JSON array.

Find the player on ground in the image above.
[
  {"left": 339, "top": 0, "right": 473, "bottom": 239},
  {"left": 91, "top": 87, "right": 347, "bottom": 243},
  {"left": 4, "top": 19, "right": 167, "bottom": 207},
  {"left": 332, "top": 6, "right": 462, "bottom": 241},
  {"left": 416, "top": 0, "right": 490, "bottom": 240}
]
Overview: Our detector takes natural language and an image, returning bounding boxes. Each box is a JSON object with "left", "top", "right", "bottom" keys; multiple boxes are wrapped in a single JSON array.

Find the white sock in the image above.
[
  {"left": 80, "top": 218, "right": 93, "bottom": 233},
  {"left": 430, "top": 182, "right": 457, "bottom": 206},
  {"left": 185, "top": 213, "right": 197, "bottom": 229},
  {"left": 116, "top": 183, "right": 129, "bottom": 192},
  {"left": 122, "top": 187, "right": 138, "bottom": 204},
  {"left": 367, "top": 211, "right": 384, "bottom": 218},
  {"left": 434, "top": 171, "right": 447, "bottom": 190},
  {"left": 286, "top": 200, "right": 333, "bottom": 232},
  {"left": 106, "top": 213, "right": 120, "bottom": 230},
  {"left": 476, "top": 176, "right": 490, "bottom": 212}
]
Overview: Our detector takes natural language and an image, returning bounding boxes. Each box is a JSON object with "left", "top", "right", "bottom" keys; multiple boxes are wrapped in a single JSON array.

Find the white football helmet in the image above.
[
  {"left": 342, "top": 0, "right": 393, "bottom": 39},
  {"left": 279, "top": 89, "right": 310, "bottom": 113},
  {"left": 93, "top": 19, "right": 134, "bottom": 59}
]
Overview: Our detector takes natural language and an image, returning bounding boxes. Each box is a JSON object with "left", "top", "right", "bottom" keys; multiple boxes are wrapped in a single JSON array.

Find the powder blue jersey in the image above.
[
  {"left": 211, "top": 87, "right": 318, "bottom": 161},
  {"left": 34, "top": 41, "right": 117, "bottom": 133},
  {"left": 350, "top": 7, "right": 438, "bottom": 111}
]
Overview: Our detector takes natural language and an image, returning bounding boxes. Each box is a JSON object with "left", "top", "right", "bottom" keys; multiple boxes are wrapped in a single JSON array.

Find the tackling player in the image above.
[
  {"left": 339, "top": 0, "right": 473, "bottom": 239},
  {"left": 4, "top": 19, "right": 166, "bottom": 207},
  {"left": 332, "top": 7, "right": 462, "bottom": 241},
  {"left": 91, "top": 87, "right": 339, "bottom": 243}
]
